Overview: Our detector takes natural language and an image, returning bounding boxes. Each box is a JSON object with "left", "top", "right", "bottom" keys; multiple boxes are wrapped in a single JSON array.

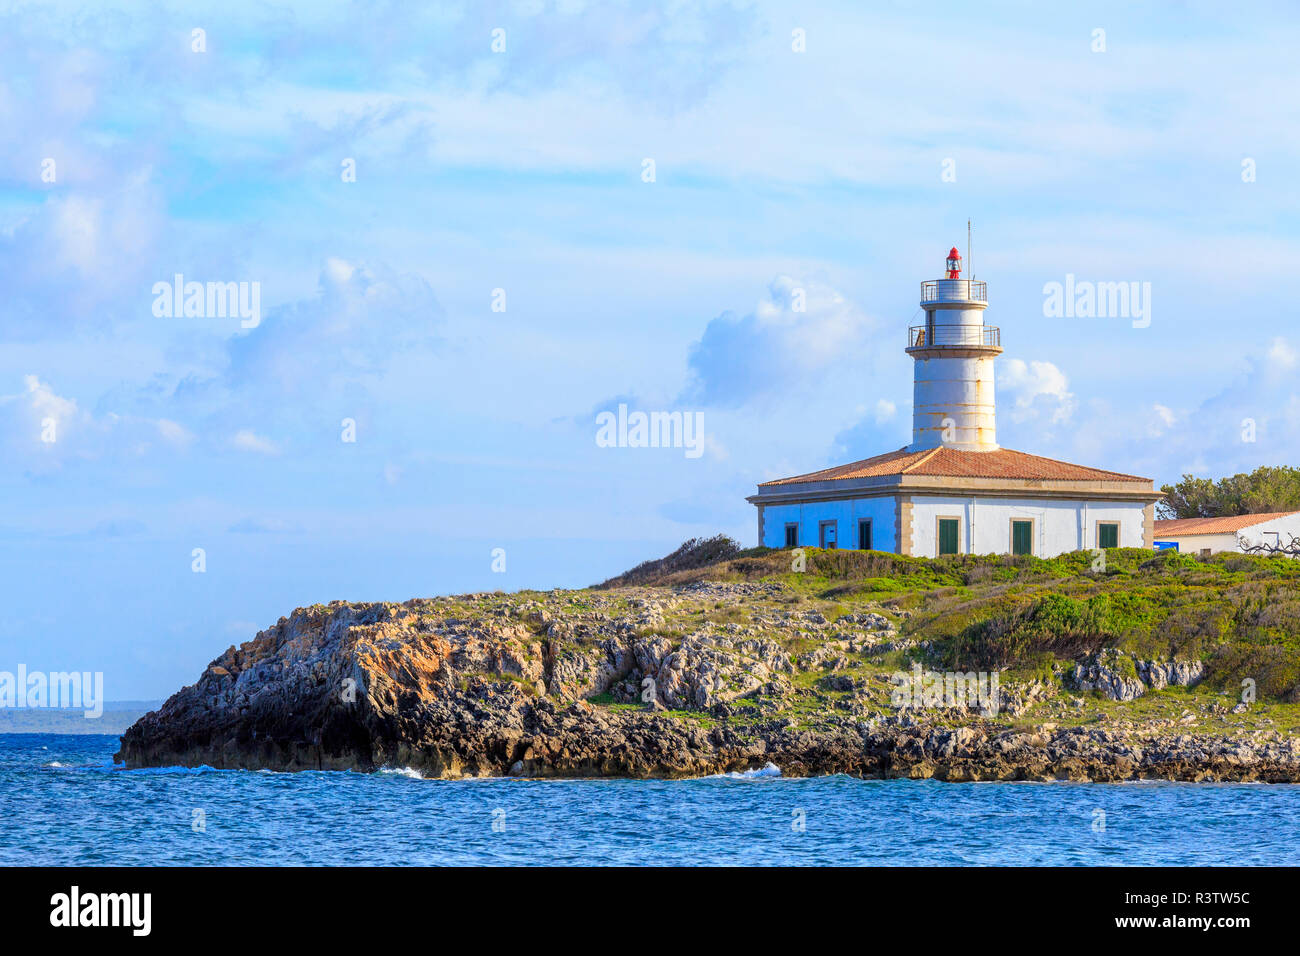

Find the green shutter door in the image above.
[
  {"left": 1012, "top": 520, "right": 1032, "bottom": 555},
  {"left": 938, "top": 518, "right": 959, "bottom": 555},
  {"left": 1099, "top": 523, "right": 1119, "bottom": 549}
]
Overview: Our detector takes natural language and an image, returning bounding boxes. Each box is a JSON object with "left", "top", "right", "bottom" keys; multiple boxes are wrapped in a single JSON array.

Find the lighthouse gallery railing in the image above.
[{"left": 908, "top": 325, "right": 1001, "bottom": 348}]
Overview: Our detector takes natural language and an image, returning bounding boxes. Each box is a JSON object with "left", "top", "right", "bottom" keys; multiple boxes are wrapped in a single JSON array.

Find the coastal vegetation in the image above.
[{"left": 670, "top": 545, "right": 1300, "bottom": 701}]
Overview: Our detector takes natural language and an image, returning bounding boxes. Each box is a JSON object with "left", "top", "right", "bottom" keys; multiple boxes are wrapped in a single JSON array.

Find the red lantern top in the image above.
[{"left": 945, "top": 247, "right": 962, "bottom": 279}]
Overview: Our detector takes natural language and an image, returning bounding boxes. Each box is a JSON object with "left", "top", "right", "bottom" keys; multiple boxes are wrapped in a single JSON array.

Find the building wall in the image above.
[
  {"left": 1153, "top": 532, "right": 1238, "bottom": 555},
  {"left": 760, "top": 496, "right": 899, "bottom": 551},
  {"left": 1238, "top": 513, "right": 1300, "bottom": 549},
  {"left": 907, "top": 495, "right": 1148, "bottom": 558}
]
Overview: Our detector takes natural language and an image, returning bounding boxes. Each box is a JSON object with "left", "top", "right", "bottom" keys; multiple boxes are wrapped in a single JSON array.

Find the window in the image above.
[
  {"left": 938, "top": 517, "right": 960, "bottom": 556},
  {"left": 858, "top": 519, "right": 873, "bottom": 551},
  {"left": 1011, "top": 519, "right": 1033, "bottom": 556},
  {"left": 1097, "top": 522, "right": 1119, "bottom": 549},
  {"left": 784, "top": 523, "right": 798, "bottom": 548},
  {"left": 819, "top": 520, "right": 837, "bottom": 549},
  {"left": 1200, "top": 548, "right": 1212, "bottom": 558}
]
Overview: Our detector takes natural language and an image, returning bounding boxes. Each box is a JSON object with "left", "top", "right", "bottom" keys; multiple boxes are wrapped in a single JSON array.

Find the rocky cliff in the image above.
[{"left": 117, "top": 566, "right": 1300, "bottom": 782}]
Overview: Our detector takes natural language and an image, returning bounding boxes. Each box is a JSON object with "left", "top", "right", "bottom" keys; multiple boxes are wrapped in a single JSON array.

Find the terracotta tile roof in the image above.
[
  {"left": 1153, "top": 511, "right": 1300, "bottom": 537},
  {"left": 758, "top": 446, "right": 1148, "bottom": 487}
]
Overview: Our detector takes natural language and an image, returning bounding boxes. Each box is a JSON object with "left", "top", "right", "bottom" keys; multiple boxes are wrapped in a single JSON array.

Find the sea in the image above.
[{"left": 7, "top": 733, "right": 1299, "bottom": 866}]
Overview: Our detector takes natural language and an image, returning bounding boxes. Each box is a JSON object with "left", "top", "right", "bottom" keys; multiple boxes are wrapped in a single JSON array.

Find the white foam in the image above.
[
  {"left": 117, "top": 764, "right": 222, "bottom": 775},
  {"left": 710, "top": 761, "right": 782, "bottom": 780},
  {"left": 378, "top": 766, "right": 426, "bottom": 780}
]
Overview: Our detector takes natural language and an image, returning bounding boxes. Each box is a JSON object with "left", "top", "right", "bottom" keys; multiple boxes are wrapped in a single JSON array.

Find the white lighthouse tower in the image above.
[
  {"left": 748, "top": 240, "right": 1163, "bottom": 559},
  {"left": 905, "top": 247, "right": 1001, "bottom": 452}
]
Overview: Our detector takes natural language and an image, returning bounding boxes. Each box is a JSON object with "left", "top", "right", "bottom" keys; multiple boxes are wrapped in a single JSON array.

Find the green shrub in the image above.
[
  {"left": 940, "top": 593, "right": 1121, "bottom": 670},
  {"left": 1206, "top": 643, "right": 1300, "bottom": 700}
]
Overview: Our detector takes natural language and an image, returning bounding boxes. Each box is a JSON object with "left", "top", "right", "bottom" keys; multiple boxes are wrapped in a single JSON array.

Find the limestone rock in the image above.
[
  {"left": 1069, "top": 650, "right": 1146, "bottom": 701},
  {"left": 1069, "top": 649, "right": 1206, "bottom": 701}
]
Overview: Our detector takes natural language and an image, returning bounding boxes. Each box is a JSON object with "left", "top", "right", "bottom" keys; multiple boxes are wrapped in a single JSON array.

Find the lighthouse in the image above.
[
  {"left": 906, "top": 247, "right": 1001, "bottom": 452},
  {"left": 746, "top": 240, "right": 1164, "bottom": 558}
]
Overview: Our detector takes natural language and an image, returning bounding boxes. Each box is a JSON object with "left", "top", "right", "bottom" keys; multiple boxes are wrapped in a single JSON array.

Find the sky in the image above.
[{"left": 2, "top": 0, "right": 1298, "bottom": 698}]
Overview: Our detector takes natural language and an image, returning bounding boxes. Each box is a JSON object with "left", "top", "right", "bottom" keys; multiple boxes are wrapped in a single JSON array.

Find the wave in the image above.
[
  {"left": 708, "top": 761, "right": 782, "bottom": 780},
  {"left": 377, "top": 766, "right": 426, "bottom": 780},
  {"left": 113, "top": 764, "right": 224, "bottom": 775}
]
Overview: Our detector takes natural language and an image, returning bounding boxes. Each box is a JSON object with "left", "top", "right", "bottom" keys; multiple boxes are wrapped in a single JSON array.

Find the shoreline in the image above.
[
  {"left": 18, "top": 728, "right": 1300, "bottom": 785},
  {"left": 25, "top": 734, "right": 1300, "bottom": 786},
  {"left": 116, "top": 703, "right": 1300, "bottom": 784}
]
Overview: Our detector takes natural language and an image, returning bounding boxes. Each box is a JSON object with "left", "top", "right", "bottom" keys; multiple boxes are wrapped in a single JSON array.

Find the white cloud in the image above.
[
  {"left": 223, "top": 258, "right": 444, "bottom": 402},
  {"left": 1149, "top": 404, "right": 1178, "bottom": 438},
  {"left": 0, "top": 173, "right": 165, "bottom": 340},
  {"left": 231, "top": 429, "right": 279, "bottom": 455},
  {"left": 682, "top": 276, "right": 875, "bottom": 407},
  {"left": 999, "top": 359, "right": 1076, "bottom": 426},
  {"left": 1016, "top": 337, "right": 1300, "bottom": 484},
  {"left": 701, "top": 432, "right": 728, "bottom": 461},
  {"left": 227, "top": 516, "right": 301, "bottom": 534},
  {"left": 156, "top": 419, "right": 193, "bottom": 447},
  {"left": 1269, "top": 337, "right": 1298, "bottom": 370},
  {"left": 0, "top": 375, "right": 189, "bottom": 473},
  {"left": 21, "top": 374, "right": 78, "bottom": 430}
]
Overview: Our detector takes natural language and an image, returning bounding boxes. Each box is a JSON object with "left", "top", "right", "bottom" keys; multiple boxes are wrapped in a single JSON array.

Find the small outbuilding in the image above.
[{"left": 1152, "top": 510, "right": 1300, "bottom": 556}]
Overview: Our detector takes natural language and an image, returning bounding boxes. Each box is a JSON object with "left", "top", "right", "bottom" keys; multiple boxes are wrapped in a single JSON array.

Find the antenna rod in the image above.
[{"left": 967, "top": 219, "right": 972, "bottom": 278}]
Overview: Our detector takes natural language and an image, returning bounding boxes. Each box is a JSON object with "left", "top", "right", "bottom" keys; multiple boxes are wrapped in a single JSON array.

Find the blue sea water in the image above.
[{"left": 5, "top": 733, "right": 1299, "bottom": 866}]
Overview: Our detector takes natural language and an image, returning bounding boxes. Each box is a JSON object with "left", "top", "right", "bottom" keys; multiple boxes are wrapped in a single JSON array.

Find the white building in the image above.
[
  {"left": 747, "top": 247, "right": 1163, "bottom": 558},
  {"left": 1153, "top": 510, "right": 1300, "bottom": 556}
]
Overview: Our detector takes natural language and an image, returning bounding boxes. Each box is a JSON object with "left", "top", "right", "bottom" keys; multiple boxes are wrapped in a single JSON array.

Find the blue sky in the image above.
[{"left": 2, "top": 0, "right": 1298, "bottom": 698}]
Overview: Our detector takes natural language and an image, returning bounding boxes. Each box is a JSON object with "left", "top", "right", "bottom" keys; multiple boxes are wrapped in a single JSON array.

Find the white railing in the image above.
[
  {"left": 908, "top": 325, "right": 1000, "bottom": 348},
  {"left": 920, "top": 279, "right": 987, "bottom": 303}
]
